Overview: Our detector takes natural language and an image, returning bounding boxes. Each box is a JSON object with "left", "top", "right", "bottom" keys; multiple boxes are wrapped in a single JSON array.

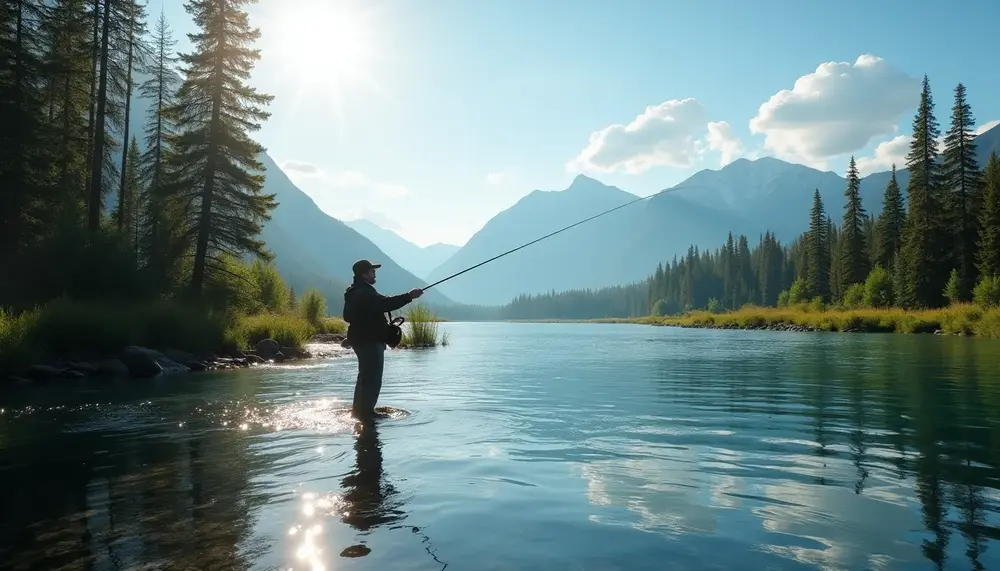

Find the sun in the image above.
[{"left": 268, "top": 0, "right": 382, "bottom": 96}]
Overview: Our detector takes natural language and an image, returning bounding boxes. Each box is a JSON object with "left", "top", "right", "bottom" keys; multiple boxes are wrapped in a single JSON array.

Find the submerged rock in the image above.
[
  {"left": 255, "top": 339, "right": 281, "bottom": 360},
  {"left": 119, "top": 346, "right": 190, "bottom": 378}
]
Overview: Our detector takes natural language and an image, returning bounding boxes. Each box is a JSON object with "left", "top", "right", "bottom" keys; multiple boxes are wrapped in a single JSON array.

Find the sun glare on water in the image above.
[{"left": 267, "top": 0, "right": 384, "bottom": 98}]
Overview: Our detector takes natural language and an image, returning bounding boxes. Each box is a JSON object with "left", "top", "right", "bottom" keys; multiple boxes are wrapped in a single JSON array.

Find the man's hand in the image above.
[{"left": 409, "top": 288, "right": 424, "bottom": 299}]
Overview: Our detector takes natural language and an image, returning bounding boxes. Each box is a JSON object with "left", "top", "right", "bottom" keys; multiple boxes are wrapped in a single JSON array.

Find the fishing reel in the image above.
[{"left": 386, "top": 314, "right": 406, "bottom": 348}]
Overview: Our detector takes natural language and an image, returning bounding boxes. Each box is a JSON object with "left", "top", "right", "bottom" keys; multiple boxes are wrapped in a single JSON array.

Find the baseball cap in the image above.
[{"left": 352, "top": 259, "right": 382, "bottom": 275}]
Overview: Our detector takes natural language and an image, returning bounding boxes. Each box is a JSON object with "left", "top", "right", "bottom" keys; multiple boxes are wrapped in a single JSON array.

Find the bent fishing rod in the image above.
[{"left": 421, "top": 183, "right": 708, "bottom": 291}]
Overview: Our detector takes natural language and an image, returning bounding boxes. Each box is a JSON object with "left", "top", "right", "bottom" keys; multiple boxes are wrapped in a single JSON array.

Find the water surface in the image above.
[{"left": 3, "top": 323, "right": 1000, "bottom": 571}]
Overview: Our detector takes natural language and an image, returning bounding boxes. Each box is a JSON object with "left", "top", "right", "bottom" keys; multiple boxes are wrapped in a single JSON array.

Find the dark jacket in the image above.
[{"left": 343, "top": 278, "right": 413, "bottom": 345}]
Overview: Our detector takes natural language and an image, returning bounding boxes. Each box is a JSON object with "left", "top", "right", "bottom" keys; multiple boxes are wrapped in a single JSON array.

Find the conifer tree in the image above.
[
  {"left": 0, "top": 0, "right": 50, "bottom": 259},
  {"left": 838, "top": 156, "right": 868, "bottom": 292},
  {"left": 806, "top": 189, "right": 830, "bottom": 301},
  {"left": 941, "top": 82, "right": 983, "bottom": 300},
  {"left": 115, "top": 0, "right": 149, "bottom": 233},
  {"left": 899, "top": 75, "right": 946, "bottom": 307},
  {"left": 876, "top": 164, "right": 906, "bottom": 269},
  {"left": 167, "top": 0, "right": 276, "bottom": 295},
  {"left": 87, "top": 0, "right": 113, "bottom": 231},
  {"left": 110, "top": 136, "right": 143, "bottom": 256},
  {"left": 977, "top": 152, "right": 1000, "bottom": 279}
]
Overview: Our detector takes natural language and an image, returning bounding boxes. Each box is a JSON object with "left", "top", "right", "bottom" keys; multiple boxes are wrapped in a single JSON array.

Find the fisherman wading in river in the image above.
[{"left": 342, "top": 259, "right": 423, "bottom": 422}]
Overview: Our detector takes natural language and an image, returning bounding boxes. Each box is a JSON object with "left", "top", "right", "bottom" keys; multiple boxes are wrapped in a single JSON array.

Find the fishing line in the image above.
[{"left": 422, "top": 183, "right": 707, "bottom": 291}]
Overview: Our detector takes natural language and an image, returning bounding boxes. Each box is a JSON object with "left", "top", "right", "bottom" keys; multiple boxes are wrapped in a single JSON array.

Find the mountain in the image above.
[
  {"left": 109, "top": 74, "right": 454, "bottom": 313},
  {"left": 431, "top": 124, "right": 1000, "bottom": 306},
  {"left": 425, "top": 175, "right": 659, "bottom": 305},
  {"left": 344, "top": 219, "right": 460, "bottom": 279}
]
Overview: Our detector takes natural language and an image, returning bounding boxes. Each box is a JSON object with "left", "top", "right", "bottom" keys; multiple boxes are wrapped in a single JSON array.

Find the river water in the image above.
[{"left": 2, "top": 322, "right": 1000, "bottom": 571}]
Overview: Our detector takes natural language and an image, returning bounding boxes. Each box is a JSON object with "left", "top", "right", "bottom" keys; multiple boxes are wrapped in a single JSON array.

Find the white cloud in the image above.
[
  {"left": 855, "top": 135, "right": 909, "bottom": 176},
  {"left": 567, "top": 98, "right": 708, "bottom": 174},
  {"left": 704, "top": 121, "right": 745, "bottom": 167},
  {"left": 485, "top": 171, "right": 508, "bottom": 185},
  {"left": 749, "top": 55, "right": 921, "bottom": 164},
  {"left": 279, "top": 160, "right": 409, "bottom": 199},
  {"left": 855, "top": 118, "right": 1000, "bottom": 176}
]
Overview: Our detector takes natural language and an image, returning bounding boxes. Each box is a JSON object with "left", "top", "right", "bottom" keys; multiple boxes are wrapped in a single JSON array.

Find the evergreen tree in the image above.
[
  {"left": 115, "top": 0, "right": 149, "bottom": 233},
  {"left": 838, "top": 156, "right": 868, "bottom": 292},
  {"left": 941, "top": 82, "right": 983, "bottom": 300},
  {"left": 806, "top": 189, "right": 830, "bottom": 301},
  {"left": 0, "top": 0, "right": 50, "bottom": 259},
  {"left": 86, "top": 0, "right": 112, "bottom": 232},
  {"left": 167, "top": 0, "right": 276, "bottom": 295},
  {"left": 977, "top": 152, "right": 1000, "bottom": 278},
  {"left": 899, "top": 75, "right": 946, "bottom": 307},
  {"left": 109, "top": 136, "right": 143, "bottom": 257},
  {"left": 876, "top": 164, "right": 906, "bottom": 268}
]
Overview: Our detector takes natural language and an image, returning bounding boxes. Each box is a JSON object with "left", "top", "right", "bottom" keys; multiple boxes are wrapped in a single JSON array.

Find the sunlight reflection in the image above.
[{"left": 288, "top": 490, "right": 347, "bottom": 571}]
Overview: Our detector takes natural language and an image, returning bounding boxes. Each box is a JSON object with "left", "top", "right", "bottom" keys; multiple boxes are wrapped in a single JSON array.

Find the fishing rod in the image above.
[{"left": 421, "top": 183, "right": 707, "bottom": 291}]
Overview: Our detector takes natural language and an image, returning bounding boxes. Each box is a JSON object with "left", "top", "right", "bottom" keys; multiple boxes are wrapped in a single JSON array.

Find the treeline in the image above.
[
  {"left": 502, "top": 77, "right": 1000, "bottom": 319},
  {"left": 0, "top": 0, "right": 279, "bottom": 313}
]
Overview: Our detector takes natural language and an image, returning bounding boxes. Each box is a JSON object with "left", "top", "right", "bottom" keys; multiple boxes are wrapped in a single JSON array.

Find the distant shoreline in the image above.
[{"left": 506, "top": 305, "right": 1000, "bottom": 338}]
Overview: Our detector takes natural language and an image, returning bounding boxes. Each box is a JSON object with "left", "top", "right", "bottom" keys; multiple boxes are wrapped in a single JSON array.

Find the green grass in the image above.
[
  {"left": 0, "top": 297, "right": 352, "bottom": 377},
  {"left": 640, "top": 303, "right": 1000, "bottom": 338},
  {"left": 398, "top": 303, "right": 449, "bottom": 348}
]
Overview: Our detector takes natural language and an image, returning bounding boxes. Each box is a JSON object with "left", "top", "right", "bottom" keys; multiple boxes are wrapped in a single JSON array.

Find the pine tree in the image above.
[
  {"left": 806, "top": 189, "right": 830, "bottom": 301},
  {"left": 941, "top": 83, "right": 984, "bottom": 300},
  {"left": 86, "top": 0, "right": 112, "bottom": 231},
  {"left": 0, "top": 0, "right": 51, "bottom": 259},
  {"left": 167, "top": 0, "right": 276, "bottom": 295},
  {"left": 977, "top": 152, "right": 1000, "bottom": 278},
  {"left": 115, "top": 0, "right": 149, "bottom": 233},
  {"left": 899, "top": 75, "right": 946, "bottom": 307},
  {"left": 838, "top": 156, "right": 868, "bottom": 292},
  {"left": 876, "top": 164, "right": 906, "bottom": 269},
  {"left": 41, "top": 0, "right": 93, "bottom": 212},
  {"left": 110, "top": 136, "right": 143, "bottom": 256}
]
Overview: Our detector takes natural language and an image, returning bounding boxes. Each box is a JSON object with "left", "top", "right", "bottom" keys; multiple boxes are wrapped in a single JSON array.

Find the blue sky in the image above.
[{"left": 158, "top": 0, "right": 1000, "bottom": 247}]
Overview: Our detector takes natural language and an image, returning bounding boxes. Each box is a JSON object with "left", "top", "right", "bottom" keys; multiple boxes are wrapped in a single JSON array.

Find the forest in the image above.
[
  {"left": 501, "top": 78, "right": 1000, "bottom": 320},
  {"left": 0, "top": 0, "right": 355, "bottom": 372}
]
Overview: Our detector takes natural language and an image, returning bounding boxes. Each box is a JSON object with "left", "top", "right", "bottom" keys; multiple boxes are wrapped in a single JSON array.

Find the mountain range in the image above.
[
  {"left": 343, "top": 219, "right": 460, "bottom": 280},
  {"left": 114, "top": 72, "right": 1000, "bottom": 311},
  {"left": 418, "top": 125, "right": 1000, "bottom": 306}
]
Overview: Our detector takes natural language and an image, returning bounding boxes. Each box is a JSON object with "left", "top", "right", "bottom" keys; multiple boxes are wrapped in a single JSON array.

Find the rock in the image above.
[
  {"left": 280, "top": 346, "right": 299, "bottom": 359},
  {"left": 26, "top": 365, "right": 64, "bottom": 381},
  {"left": 66, "top": 362, "right": 98, "bottom": 376},
  {"left": 254, "top": 339, "right": 281, "bottom": 360},
  {"left": 309, "top": 333, "right": 346, "bottom": 344},
  {"left": 185, "top": 361, "right": 209, "bottom": 372},
  {"left": 95, "top": 358, "right": 130, "bottom": 377},
  {"left": 229, "top": 349, "right": 248, "bottom": 360},
  {"left": 163, "top": 349, "right": 196, "bottom": 364},
  {"left": 246, "top": 354, "right": 265, "bottom": 364},
  {"left": 59, "top": 369, "right": 86, "bottom": 379},
  {"left": 272, "top": 351, "right": 286, "bottom": 363},
  {"left": 119, "top": 346, "right": 190, "bottom": 378}
]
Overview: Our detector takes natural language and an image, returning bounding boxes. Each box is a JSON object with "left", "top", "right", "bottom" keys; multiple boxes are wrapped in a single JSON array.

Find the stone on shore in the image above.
[{"left": 119, "top": 346, "right": 190, "bottom": 378}]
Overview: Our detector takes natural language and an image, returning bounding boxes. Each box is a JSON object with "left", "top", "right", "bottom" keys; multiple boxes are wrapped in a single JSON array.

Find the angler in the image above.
[{"left": 342, "top": 259, "right": 423, "bottom": 422}]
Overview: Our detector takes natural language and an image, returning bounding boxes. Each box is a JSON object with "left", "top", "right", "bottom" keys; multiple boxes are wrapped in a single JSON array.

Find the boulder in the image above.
[
  {"left": 26, "top": 365, "right": 63, "bottom": 381},
  {"left": 254, "top": 339, "right": 281, "bottom": 360},
  {"left": 66, "top": 362, "right": 98, "bottom": 376},
  {"left": 280, "top": 346, "right": 299, "bottom": 359},
  {"left": 185, "top": 361, "right": 209, "bottom": 372},
  {"left": 163, "top": 349, "right": 196, "bottom": 364},
  {"left": 119, "top": 346, "right": 190, "bottom": 378},
  {"left": 95, "top": 358, "right": 130, "bottom": 377}
]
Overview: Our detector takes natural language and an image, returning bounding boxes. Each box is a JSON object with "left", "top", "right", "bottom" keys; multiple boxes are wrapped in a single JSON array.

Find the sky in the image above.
[{"left": 158, "top": 0, "right": 1000, "bottom": 248}]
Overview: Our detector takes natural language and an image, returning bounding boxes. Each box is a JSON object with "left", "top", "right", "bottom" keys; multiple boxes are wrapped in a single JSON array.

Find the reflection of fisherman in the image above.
[
  {"left": 340, "top": 422, "right": 403, "bottom": 533},
  {"left": 342, "top": 259, "right": 422, "bottom": 421}
]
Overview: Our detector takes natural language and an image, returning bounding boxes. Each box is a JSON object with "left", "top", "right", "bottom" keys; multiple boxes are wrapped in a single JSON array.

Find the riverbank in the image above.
[
  {"left": 0, "top": 298, "right": 350, "bottom": 382},
  {"left": 634, "top": 304, "right": 1000, "bottom": 338}
]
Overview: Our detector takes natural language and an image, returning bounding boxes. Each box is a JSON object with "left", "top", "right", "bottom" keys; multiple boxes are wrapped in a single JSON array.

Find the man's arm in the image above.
[{"left": 377, "top": 292, "right": 413, "bottom": 313}]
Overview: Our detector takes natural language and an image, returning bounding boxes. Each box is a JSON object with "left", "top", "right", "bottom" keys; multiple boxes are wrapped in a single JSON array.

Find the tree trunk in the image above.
[{"left": 88, "top": 0, "right": 112, "bottom": 233}]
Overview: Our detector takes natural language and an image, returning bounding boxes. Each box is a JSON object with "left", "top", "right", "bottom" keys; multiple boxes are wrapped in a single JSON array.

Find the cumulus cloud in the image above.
[
  {"left": 279, "top": 160, "right": 409, "bottom": 199},
  {"left": 704, "top": 121, "right": 745, "bottom": 166},
  {"left": 856, "top": 119, "right": 1000, "bottom": 176},
  {"left": 568, "top": 98, "right": 708, "bottom": 174},
  {"left": 749, "top": 55, "right": 921, "bottom": 163},
  {"left": 485, "top": 171, "right": 509, "bottom": 185},
  {"left": 855, "top": 135, "right": 909, "bottom": 176}
]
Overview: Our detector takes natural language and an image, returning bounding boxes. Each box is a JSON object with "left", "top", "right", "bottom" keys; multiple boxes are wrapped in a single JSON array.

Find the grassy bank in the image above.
[
  {"left": 398, "top": 303, "right": 450, "bottom": 348},
  {"left": 0, "top": 297, "right": 348, "bottom": 377},
  {"left": 636, "top": 303, "right": 1000, "bottom": 338}
]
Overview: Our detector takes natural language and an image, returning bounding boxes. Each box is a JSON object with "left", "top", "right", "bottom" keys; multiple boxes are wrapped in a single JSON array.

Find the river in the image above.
[{"left": 2, "top": 322, "right": 1000, "bottom": 570}]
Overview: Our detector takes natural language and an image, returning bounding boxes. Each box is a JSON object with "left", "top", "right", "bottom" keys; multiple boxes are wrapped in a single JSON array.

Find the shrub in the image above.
[
  {"left": 707, "top": 297, "right": 722, "bottom": 314},
  {"left": 842, "top": 283, "right": 865, "bottom": 309},
  {"left": 400, "top": 303, "right": 446, "bottom": 348},
  {"left": 777, "top": 290, "right": 790, "bottom": 307},
  {"left": 973, "top": 275, "right": 1000, "bottom": 308},
  {"left": 651, "top": 299, "right": 669, "bottom": 317},
  {"left": 944, "top": 268, "right": 962, "bottom": 305},
  {"left": 299, "top": 288, "right": 327, "bottom": 325},
  {"left": 863, "top": 264, "right": 893, "bottom": 308}
]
